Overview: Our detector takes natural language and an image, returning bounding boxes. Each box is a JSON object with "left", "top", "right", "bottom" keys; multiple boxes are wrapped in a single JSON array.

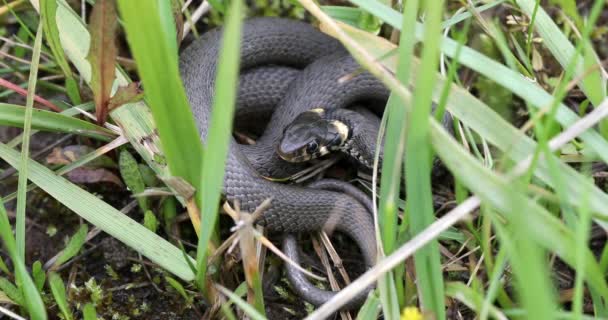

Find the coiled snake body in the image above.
[{"left": 180, "top": 17, "right": 388, "bottom": 309}]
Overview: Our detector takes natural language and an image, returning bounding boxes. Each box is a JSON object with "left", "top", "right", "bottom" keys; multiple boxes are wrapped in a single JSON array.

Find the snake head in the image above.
[{"left": 277, "top": 108, "right": 350, "bottom": 162}]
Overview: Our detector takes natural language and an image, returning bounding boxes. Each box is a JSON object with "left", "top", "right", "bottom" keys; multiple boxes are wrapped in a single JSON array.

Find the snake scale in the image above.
[{"left": 180, "top": 17, "right": 390, "bottom": 309}]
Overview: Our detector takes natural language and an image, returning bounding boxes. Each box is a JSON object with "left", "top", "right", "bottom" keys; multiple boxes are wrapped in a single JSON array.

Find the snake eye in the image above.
[{"left": 306, "top": 141, "right": 319, "bottom": 153}]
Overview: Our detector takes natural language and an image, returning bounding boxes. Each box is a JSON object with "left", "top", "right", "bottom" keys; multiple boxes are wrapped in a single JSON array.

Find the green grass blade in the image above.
[
  {"left": 116, "top": 0, "right": 203, "bottom": 194},
  {"left": 0, "top": 197, "right": 46, "bottom": 319},
  {"left": 378, "top": 0, "right": 417, "bottom": 256},
  {"left": 374, "top": 0, "right": 420, "bottom": 315},
  {"left": 0, "top": 142, "right": 195, "bottom": 280},
  {"left": 404, "top": 1, "right": 445, "bottom": 318},
  {"left": 216, "top": 285, "right": 267, "bottom": 320},
  {"left": 16, "top": 22, "right": 43, "bottom": 260},
  {"left": 195, "top": 0, "right": 243, "bottom": 290},
  {"left": 356, "top": 292, "right": 381, "bottom": 319},
  {"left": 0, "top": 103, "right": 115, "bottom": 141}
]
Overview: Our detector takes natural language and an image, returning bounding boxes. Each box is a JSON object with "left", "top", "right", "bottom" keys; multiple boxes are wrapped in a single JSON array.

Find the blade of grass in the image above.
[
  {"left": 0, "top": 103, "right": 116, "bottom": 141},
  {"left": 195, "top": 0, "right": 243, "bottom": 292},
  {"left": 573, "top": 170, "right": 593, "bottom": 317},
  {"left": 494, "top": 187, "right": 557, "bottom": 319},
  {"left": 215, "top": 284, "right": 266, "bottom": 320},
  {"left": 0, "top": 197, "right": 46, "bottom": 319},
  {"left": 404, "top": 1, "right": 445, "bottom": 318},
  {"left": 16, "top": 22, "right": 43, "bottom": 260},
  {"left": 0, "top": 142, "right": 195, "bottom": 280},
  {"left": 374, "top": 0, "right": 420, "bottom": 315},
  {"left": 4, "top": 135, "right": 128, "bottom": 202}
]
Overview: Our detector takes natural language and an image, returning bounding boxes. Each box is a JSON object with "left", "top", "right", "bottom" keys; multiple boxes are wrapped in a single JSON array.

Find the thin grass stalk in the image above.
[
  {"left": 506, "top": 180, "right": 557, "bottom": 318},
  {"left": 375, "top": 0, "right": 420, "bottom": 314},
  {"left": 573, "top": 173, "right": 592, "bottom": 318},
  {"left": 195, "top": 0, "right": 243, "bottom": 292},
  {"left": 15, "top": 22, "right": 43, "bottom": 260},
  {"left": 404, "top": 1, "right": 445, "bottom": 317}
]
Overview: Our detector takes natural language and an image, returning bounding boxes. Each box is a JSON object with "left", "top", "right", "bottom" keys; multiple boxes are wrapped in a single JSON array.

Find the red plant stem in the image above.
[{"left": 0, "top": 77, "right": 62, "bottom": 112}]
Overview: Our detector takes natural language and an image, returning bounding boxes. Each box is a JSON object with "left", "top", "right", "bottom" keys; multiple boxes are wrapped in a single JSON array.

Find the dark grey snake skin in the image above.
[{"left": 179, "top": 18, "right": 383, "bottom": 308}]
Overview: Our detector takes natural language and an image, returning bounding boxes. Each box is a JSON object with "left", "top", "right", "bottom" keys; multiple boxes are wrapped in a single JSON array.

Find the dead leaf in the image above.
[
  {"left": 46, "top": 146, "right": 117, "bottom": 168},
  {"left": 66, "top": 167, "right": 123, "bottom": 187},
  {"left": 107, "top": 82, "right": 144, "bottom": 111},
  {"left": 87, "top": 0, "right": 118, "bottom": 125}
]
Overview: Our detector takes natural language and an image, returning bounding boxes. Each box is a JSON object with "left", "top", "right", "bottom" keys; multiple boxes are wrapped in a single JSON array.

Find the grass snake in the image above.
[{"left": 180, "top": 17, "right": 398, "bottom": 309}]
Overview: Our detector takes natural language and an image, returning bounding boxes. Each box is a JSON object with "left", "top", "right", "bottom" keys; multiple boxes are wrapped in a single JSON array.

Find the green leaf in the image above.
[
  {"left": 54, "top": 224, "right": 88, "bottom": 268},
  {"left": 82, "top": 303, "right": 96, "bottom": 320},
  {"left": 48, "top": 273, "right": 72, "bottom": 320},
  {"left": 119, "top": 150, "right": 148, "bottom": 212},
  {"left": 143, "top": 210, "right": 159, "bottom": 233},
  {"left": 165, "top": 276, "right": 192, "bottom": 304},
  {"left": 404, "top": 2, "right": 446, "bottom": 318},
  {"left": 216, "top": 285, "right": 267, "bottom": 320},
  {"left": 32, "top": 261, "right": 46, "bottom": 292},
  {"left": 0, "top": 196, "right": 46, "bottom": 319},
  {"left": 0, "top": 278, "right": 23, "bottom": 306},
  {"left": 356, "top": 291, "right": 381, "bottom": 320}
]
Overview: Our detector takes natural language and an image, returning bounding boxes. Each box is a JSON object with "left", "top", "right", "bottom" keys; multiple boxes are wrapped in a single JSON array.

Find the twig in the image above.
[
  {"left": 182, "top": 1, "right": 210, "bottom": 39},
  {"left": 0, "top": 77, "right": 61, "bottom": 111}
]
